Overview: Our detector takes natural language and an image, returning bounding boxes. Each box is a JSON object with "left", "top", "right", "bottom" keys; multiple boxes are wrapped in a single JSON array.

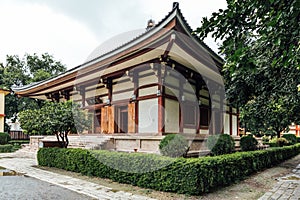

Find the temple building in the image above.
[{"left": 13, "top": 3, "right": 239, "bottom": 151}]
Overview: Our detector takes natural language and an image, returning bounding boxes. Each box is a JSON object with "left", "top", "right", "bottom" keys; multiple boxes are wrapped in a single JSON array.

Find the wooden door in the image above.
[{"left": 128, "top": 103, "right": 135, "bottom": 133}]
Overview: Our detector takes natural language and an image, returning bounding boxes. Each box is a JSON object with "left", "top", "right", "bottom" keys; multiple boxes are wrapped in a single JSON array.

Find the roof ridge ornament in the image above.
[
  {"left": 173, "top": 2, "right": 179, "bottom": 9},
  {"left": 146, "top": 19, "right": 155, "bottom": 30}
]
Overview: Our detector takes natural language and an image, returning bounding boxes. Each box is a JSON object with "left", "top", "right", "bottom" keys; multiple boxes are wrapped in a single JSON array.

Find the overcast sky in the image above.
[{"left": 0, "top": 0, "right": 227, "bottom": 69}]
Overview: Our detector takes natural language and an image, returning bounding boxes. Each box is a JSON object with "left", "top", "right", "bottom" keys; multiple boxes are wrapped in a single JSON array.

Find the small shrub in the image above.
[
  {"left": 207, "top": 134, "right": 235, "bottom": 156},
  {"left": 159, "top": 134, "right": 189, "bottom": 157},
  {"left": 282, "top": 134, "right": 297, "bottom": 145},
  {"left": 240, "top": 135, "right": 258, "bottom": 151},
  {"left": 297, "top": 137, "right": 300, "bottom": 143},
  {"left": 262, "top": 135, "right": 270, "bottom": 144},
  {"left": 277, "top": 138, "right": 289, "bottom": 147},
  {"left": 0, "top": 132, "right": 11, "bottom": 145},
  {"left": 0, "top": 144, "right": 13, "bottom": 153}
]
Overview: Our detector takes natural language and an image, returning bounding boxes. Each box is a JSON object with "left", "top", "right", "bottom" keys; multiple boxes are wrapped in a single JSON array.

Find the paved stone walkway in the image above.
[
  {"left": 258, "top": 164, "right": 300, "bottom": 200},
  {"left": 0, "top": 151, "right": 156, "bottom": 200}
]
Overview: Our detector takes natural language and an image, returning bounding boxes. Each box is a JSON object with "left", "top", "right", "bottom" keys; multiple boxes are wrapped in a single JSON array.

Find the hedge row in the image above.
[
  {"left": 38, "top": 144, "right": 300, "bottom": 195},
  {"left": 0, "top": 144, "right": 13, "bottom": 153},
  {"left": 0, "top": 132, "right": 11, "bottom": 145}
]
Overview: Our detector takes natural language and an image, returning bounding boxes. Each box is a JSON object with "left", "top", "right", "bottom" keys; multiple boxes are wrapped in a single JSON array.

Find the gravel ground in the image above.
[{"left": 0, "top": 176, "right": 94, "bottom": 200}]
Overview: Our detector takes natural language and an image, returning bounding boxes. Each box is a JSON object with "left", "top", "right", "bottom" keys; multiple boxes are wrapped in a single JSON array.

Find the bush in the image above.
[
  {"left": 0, "top": 144, "right": 13, "bottom": 153},
  {"left": 207, "top": 134, "right": 235, "bottom": 155},
  {"left": 277, "top": 138, "right": 290, "bottom": 147},
  {"left": 262, "top": 135, "right": 270, "bottom": 144},
  {"left": 38, "top": 144, "right": 300, "bottom": 195},
  {"left": 282, "top": 134, "right": 297, "bottom": 145},
  {"left": 268, "top": 137, "right": 290, "bottom": 147},
  {"left": 297, "top": 137, "right": 300, "bottom": 143},
  {"left": 240, "top": 135, "right": 258, "bottom": 151},
  {"left": 159, "top": 134, "right": 189, "bottom": 157},
  {"left": 0, "top": 132, "right": 11, "bottom": 145}
]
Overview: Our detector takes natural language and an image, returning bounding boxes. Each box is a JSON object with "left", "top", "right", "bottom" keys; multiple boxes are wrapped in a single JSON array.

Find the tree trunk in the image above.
[
  {"left": 64, "top": 132, "right": 69, "bottom": 148},
  {"left": 277, "top": 130, "right": 281, "bottom": 138}
]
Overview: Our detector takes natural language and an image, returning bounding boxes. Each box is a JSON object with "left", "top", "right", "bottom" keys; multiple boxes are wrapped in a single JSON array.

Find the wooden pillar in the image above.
[
  {"left": 179, "top": 77, "right": 184, "bottom": 133},
  {"left": 107, "top": 78, "right": 112, "bottom": 104},
  {"left": 196, "top": 84, "right": 201, "bottom": 134},
  {"left": 220, "top": 87, "right": 225, "bottom": 134},
  {"left": 133, "top": 72, "right": 139, "bottom": 133},
  {"left": 158, "top": 64, "right": 165, "bottom": 135}
]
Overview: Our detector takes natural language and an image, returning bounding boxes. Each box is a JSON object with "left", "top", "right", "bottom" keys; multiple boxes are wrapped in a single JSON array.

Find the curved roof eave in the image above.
[{"left": 13, "top": 3, "right": 224, "bottom": 95}]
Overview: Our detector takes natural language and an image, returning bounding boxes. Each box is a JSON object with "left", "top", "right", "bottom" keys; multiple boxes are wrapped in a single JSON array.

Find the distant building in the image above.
[{"left": 0, "top": 89, "right": 10, "bottom": 132}]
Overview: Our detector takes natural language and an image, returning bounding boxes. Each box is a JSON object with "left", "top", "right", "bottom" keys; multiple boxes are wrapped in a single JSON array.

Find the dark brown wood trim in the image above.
[
  {"left": 134, "top": 72, "right": 139, "bottom": 133},
  {"left": 107, "top": 78, "right": 112, "bottom": 104},
  {"left": 137, "top": 94, "right": 157, "bottom": 101}
]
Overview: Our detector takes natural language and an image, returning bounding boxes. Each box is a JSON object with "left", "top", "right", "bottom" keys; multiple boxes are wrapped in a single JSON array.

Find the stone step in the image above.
[{"left": 41, "top": 135, "right": 112, "bottom": 149}]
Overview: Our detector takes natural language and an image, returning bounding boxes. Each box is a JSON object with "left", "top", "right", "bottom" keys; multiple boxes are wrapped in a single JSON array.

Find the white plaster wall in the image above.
[
  {"left": 224, "top": 113, "right": 230, "bottom": 134},
  {"left": 139, "top": 86, "right": 157, "bottom": 97},
  {"left": 183, "top": 92, "right": 197, "bottom": 101},
  {"left": 165, "top": 76, "right": 180, "bottom": 87},
  {"left": 232, "top": 115, "right": 238, "bottom": 136},
  {"left": 199, "top": 98, "right": 209, "bottom": 106},
  {"left": 200, "top": 129, "right": 209, "bottom": 134},
  {"left": 200, "top": 89, "right": 209, "bottom": 97},
  {"left": 183, "top": 128, "right": 196, "bottom": 134},
  {"left": 165, "top": 86, "right": 180, "bottom": 97},
  {"left": 165, "top": 99, "right": 179, "bottom": 133},
  {"left": 0, "top": 93, "right": 4, "bottom": 114},
  {"left": 112, "top": 91, "right": 132, "bottom": 101},
  {"left": 113, "top": 81, "right": 133, "bottom": 92},
  {"left": 138, "top": 99, "right": 158, "bottom": 133},
  {"left": 139, "top": 75, "right": 158, "bottom": 87}
]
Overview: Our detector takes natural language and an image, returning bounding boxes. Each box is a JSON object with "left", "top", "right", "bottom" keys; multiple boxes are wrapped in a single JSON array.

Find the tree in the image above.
[
  {"left": 196, "top": 0, "right": 300, "bottom": 137},
  {"left": 19, "top": 101, "right": 90, "bottom": 148},
  {"left": 0, "top": 53, "right": 66, "bottom": 127}
]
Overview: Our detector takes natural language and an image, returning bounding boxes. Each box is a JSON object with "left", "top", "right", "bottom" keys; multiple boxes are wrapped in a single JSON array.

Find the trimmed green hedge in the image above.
[
  {"left": 0, "top": 132, "right": 11, "bottom": 145},
  {"left": 0, "top": 144, "right": 13, "bottom": 153},
  {"left": 38, "top": 144, "right": 300, "bottom": 195},
  {"left": 282, "top": 134, "right": 297, "bottom": 145}
]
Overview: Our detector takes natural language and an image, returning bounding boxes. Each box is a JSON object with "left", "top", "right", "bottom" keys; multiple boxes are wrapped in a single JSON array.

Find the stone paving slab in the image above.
[
  {"left": 0, "top": 152, "right": 156, "bottom": 200},
  {"left": 258, "top": 164, "right": 300, "bottom": 200}
]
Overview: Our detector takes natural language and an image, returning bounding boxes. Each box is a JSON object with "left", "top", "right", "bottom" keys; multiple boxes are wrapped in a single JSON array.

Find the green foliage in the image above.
[
  {"left": 0, "top": 144, "right": 13, "bottom": 153},
  {"left": 196, "top": 0, "right": 300, "bottom": 138},
  {"left": 277, "top": 138, "right": 290, "bottom": 147},
  {"left": 262, "top": 135, "right": 270, "bottom": 144},
  {"left": 240, "top": 135, "right": 258, "bottom": 151},
  {"left": 0, "top": 53, "right": 66, "bottom": 122},
  {"left": 159, "top": 134, "right": 189, "bottom": 157},
  {"left": 297, "top": 137, "right": 300, "bottom": 143},
  {"left": 207, "top": 134, "right": 235, "bottom": 155},
  {"left": 269, "top": 137, "right": 290, "bottom": 147},
  {"left": 282, "top": 134, "right": 297, "bottom": 145},
  {"left": 8, "top": 140, "right": 29, "bottom": 146},
  {"left": 19, "top": 101, "right": 90, "bottom": 147},
  {"left": 38, "top": 144, "right": 300, "bottom": 195},
  {"left": 0, "top": 132, "right": 11, "bottom": 145}
]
